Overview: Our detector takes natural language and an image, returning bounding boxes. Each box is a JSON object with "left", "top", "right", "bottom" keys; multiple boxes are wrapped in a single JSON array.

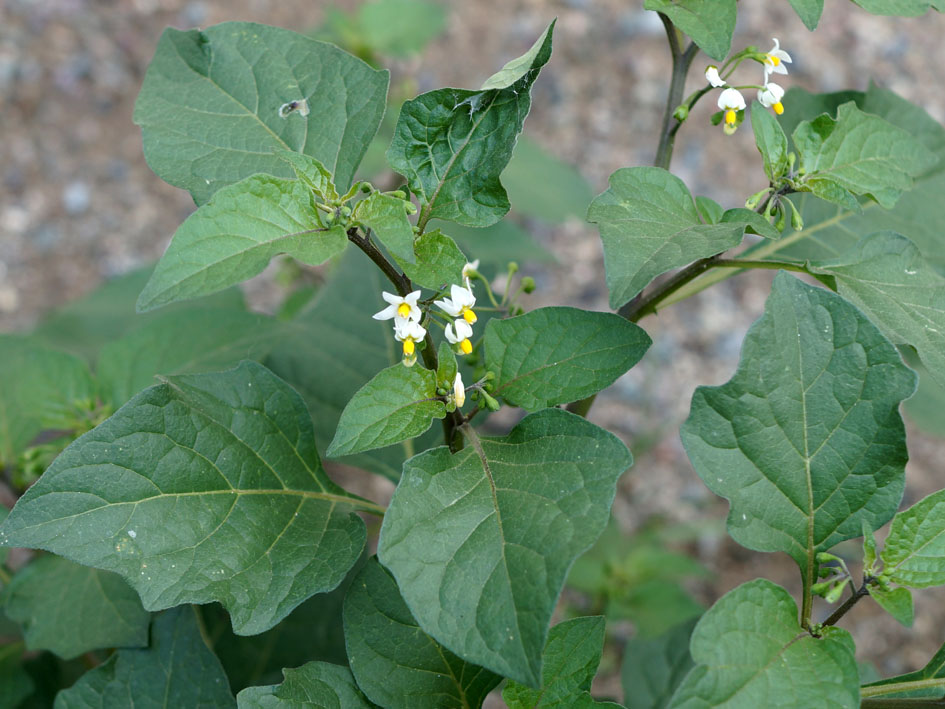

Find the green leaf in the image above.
[
  {"left": 642, "top": 0, "right": 736, "bottom": 61},
  {"left": 444, "top": 220, "right": 555, "bottom": 266},
  {"left": 720, "top": 208, "right": 780, "bottom": 240},
  {"left": 236, "top": 662, "right": 372, "bottom": 708},
  {"left": 134, "top": 22, "right": 389, "bottom": 204},
  {"left": 809, "top": 231, "right": 945, "bottom": 387},
  {"left": 0, "top": 644, "right": 34, "bottom": 709},
  {"left": 387, "top": 22, "right": 554, "bottom": 227},
  {"left": 863, "top": 639, "right": 945, "bottom": 698},
  {"left": 343, "top": 557, "right": 500, "bottom": 708},
  {"left": 621, "top": 618, "right": 697, "bottom": 709},
  {"left": 378, "top": 409, "right": 632, "bottom": 686},
  {"left": 502, "top": 137, "right": 595, "bottom": 224},
  {"left": 2, "top": 555, "right": 150, "bottom": 660},
  {"left": 863, "top": 520, "right": 878, "bottom": 571},
  {"left": 880, "top": 488, "right": 945, "bottom": 588},
  {"left": 667, "top": 579, "right": 859, "bottom": 708},
  {"left": 503, "top": 616, "right": 607, "bottom": 708},
  {"left": 358, "top": 0, "right": 447, "bottom": 56},
  {"left": 277, "top": 152, "right": 340, "bottom": 203},
  {"left": 355, "top": 191, "right": 416, "bottom": 264},
  {"left": 327, "top": 364, "right": 446, "bottom": 457},
  {"left": 587, "top": 167, "right": 748, "bottom": 308},
  {"left": 902, "top": 353, "right": 945, "bottom": 437},
  {"left": 137, "top": 175, "right": 348, "bottom": 311},
  {"left": 436, "top": 341, "right": 458, "bottom": 389},
  {"left": 681, "top": 273, "right": 915, "bottom": 582},
  {"left": 788, "top": 0, "right": 825, "bottom": 28},
  {"left": 850, "top": 0, "right": 942, "bottom": 15},
  {"left": 0, "top": 336, "right": 96, "bottom": 466},
  {"left": 0, "top": 361, "right": 369, "bottom": 636},
  {"left": 870, "top": 585, "right": 914, "bottom": 626},
  {"left": 484, "top": 307, "right": 652, "bottom": 410},
  {"left": 751, "top": 102, "right": 789, "bottom": 182},
  {"left": 393, "top": 228, "right": 466, "bottom": 290},
  {"left": 794, "top": 101, "right": 936, "bottom": 210},
  {"left": 54, "top": 606, "right": 235, "bottom": 709},
  {"left": 97, "top": 308, "right": 284, "bottom": 407}
]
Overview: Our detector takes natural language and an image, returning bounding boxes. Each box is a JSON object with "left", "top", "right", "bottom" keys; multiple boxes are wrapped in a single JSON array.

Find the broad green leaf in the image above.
[
  {"left": 681, "top": 273, "right": 915, "bottom": 582},
  {"left": 621, "top": 618, "right": 697, "bottom": 709},
  {"left": 903, "top": 353, "right": 945, "bottom": 437},
  {"left": 851, "top": 0, "right": 943, "bottom": 15},
  {"left": 881, "top": 489, "right": 945, "bottom": 588},
  {"left": 751, "top": 102, "right": 789, "bottom": 182},
  {"left": 642, "top": 0, "right": 736, "bottom": 61},
  {"left": 393, "top": 228, "right": 466, "bottom": 290},
  {"left": 355, "top": 191, "right": 416, "bottom": 264},
  {"left": 0, "top": 336, "right": 96, "bottom": 466},
  {"left": 134, "top": 22, "right": 388, "bottom": 204},
  {"left": 137, "top": 175, "right": 347, "bottom": 312},
  {"left": 236, "top": 662, "right": 372, "bottom": 708},
  {"left": 387, "top": 22, "right": 554, "bottom": 227},
  {"left": 587, "top": 167, "right": 748, "bottom": 309},
  {"left": 503, "top": 616, "right": 606, "bottom": 708},
  {"left": 378, "top": 409, "right": 633, "bottom": 686},
  {"left": 870, "top": 585, "right": 914, "bottom": 626},
  {"left": 2, "top": 555, "right": 150, "bottom": 660},
  {"left": 343, "top": 557, "right": 500, "bottom": 708},
  {"left": 485, "top": 307, "right": 652, "bottom": 410},
  {"left": 327, "top": 364, "right": 446, "bottom": 457},
  {"left": 809, "top": 231, "right": 945, "bottom": 387},
  {"left": 436, "top": 341, "right": 458, "bottom": 389},
  {"left": 0, "top": 361, "right": 369, "bottom": 635},
  {"left": 358, "top": 0, "right": 447, "bottom": 56},
  {"left": 97, "top": 308, "right": 284, "bottom": 407},
  {"left": 720, "top": 208, "right": 780, "bottom": 240},
  {"left": 277, "top": 152, "right": 339, "bottom": 203},
  {"left": 502, "top": 137, "right": 595, "bottom": 224},
  {"left": 794, "top": 102, "right": 935, "bottom": 210},
  {"left": 54, "top": 606, "right": 235, "bottom": 709},
  {"left": 444, "top": 220, "right": 555, "bottom": 266},
  {"left": 694, "top": 196, "right": 723, "bottom": 225},
  {"left": 864, "top": 639, "right": 945, "bottom": 698},
  {"left": 0, "top": 644, "right": 34, "bottom": 709},
  {"left": 788, "top": 0, "right": 825, "bottom": 28},
  {"left": 668, "top": 579, "right": 859, "bottom": 708}
]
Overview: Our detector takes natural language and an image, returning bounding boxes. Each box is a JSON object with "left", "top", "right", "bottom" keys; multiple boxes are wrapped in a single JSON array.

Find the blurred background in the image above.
[{"left": 3, "top": 0, "right": 945, "bottom": 700}]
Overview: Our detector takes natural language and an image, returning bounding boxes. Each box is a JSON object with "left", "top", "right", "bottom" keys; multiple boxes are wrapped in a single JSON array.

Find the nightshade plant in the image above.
[{"left": 3, "top": 1, "right": 945, "bottom": 706}]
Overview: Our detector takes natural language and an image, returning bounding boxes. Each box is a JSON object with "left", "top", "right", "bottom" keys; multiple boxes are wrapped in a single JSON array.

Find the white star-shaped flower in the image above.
[
  {"left": 435, "top": 284, "right": 477, "bottom": 324},
  {"left": 373, "top": 290, "right": 422, "bottom": 322},
  {"left": 758, "top": 82, "right": 786, "bottom": 115},
  {"left": 763, "top": 38, "right": 792, "bottom": 79},
  {"left": 445, "top": 318, "right": 474, "bottom": 355}
]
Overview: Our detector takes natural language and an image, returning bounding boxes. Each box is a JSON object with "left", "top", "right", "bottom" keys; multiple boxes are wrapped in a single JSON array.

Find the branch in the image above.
[{"left": 821, "top": 580, "right": 871, "bottom": 628}]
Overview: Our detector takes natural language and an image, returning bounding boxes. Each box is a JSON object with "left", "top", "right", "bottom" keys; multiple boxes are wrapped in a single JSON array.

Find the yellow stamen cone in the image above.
[
  {"left": 462, "top": 308, "right": 477, "bottom": 324},
  {"left": 459, "top": 339, "right": 473, "bottom": 355},
  {"left": 725, "top": 109, "right": 736, "bottom": 125},
  {"left": 773, "top": 102, "right": 784, "bottom": 115},
  {"left": 403, "top": 339, "right": 416, "bottom": 356},
  {"left": 397, "top": 303, "right": 412, "bottom": 319}
]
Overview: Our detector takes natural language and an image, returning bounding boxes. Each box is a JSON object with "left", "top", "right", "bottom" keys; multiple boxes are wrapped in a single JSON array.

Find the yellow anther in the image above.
[
  {"left": 462, "top": 308, "right": 477, "bottom": 324},
  {"left": 403, "top": 339, "right": 416, "bottom": 356},
  {"left": 725, "top": 109, "right": 737, "bottom": 125},
  {"left": 397, "top": 303, "right": 412, "bottom": 319},
  {"left": 773, "top": 102, "right": 784, "bottom": 115},
  {"left": 768, "top": 55, "right": 781, "bottom": 67},
  {"left": 460, "top": 339, "right": 473, "bottom": 355}
]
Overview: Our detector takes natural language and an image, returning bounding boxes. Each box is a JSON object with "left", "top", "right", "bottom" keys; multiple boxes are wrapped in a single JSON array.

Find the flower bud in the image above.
[
  {"left": 521, "top": 276, "right": 536, "bottom": 293},
  {"left": 744, "top": 188, "right": 771, "bottom": 210},
  {"left": 673, "top": 104, "right": 689, "bottom": 122}
]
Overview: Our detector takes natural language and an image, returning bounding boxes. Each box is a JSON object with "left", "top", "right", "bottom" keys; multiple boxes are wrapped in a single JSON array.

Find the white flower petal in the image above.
[
  {"left": 705, "top": 65, "right": 725, "bottom": 88},
  {"left": 372, "top": 303, "right": 399, "bottom": 320}
]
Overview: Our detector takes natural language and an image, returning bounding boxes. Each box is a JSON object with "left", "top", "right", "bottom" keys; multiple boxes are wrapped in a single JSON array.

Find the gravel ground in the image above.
[{"left": 3, "top": 0, "right": 945, "bottom": 699}]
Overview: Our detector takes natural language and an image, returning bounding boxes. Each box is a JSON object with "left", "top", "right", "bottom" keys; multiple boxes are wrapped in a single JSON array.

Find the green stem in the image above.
[
  {"left": 713, "top": 258, "right": 810, "bottom": 273},
  {"left": 820, "top": 579, "right": 871, "bottom": 627},
  {"left": 861, "top": 700, "right": 945, "bottom": 708},
  {"left": 862, "top": 679, "right": 945, "bottom": 700},
  {"left": 653, "top": 13, "right": 699, "bottom": 170}
]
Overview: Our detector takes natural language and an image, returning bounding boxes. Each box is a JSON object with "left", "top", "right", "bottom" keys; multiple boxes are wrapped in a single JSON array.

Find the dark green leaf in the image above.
[
  {"left": 751, "top": 101, "right": 789, "bottom": 182},
  {"left": 621, "top": 618, "right": 697, "bottom": 709},
  {"left": 881, "top": 488, "right": 945, "bottom": 588},
  {"left": 394, "top": 228, "right": 466, "bottom": 290},
  {"left": 0, "top": 361, "right": 369, "bottom": 635},
  {"left": 436, "top": 341, "right": 458, "bottom": 389},
  {"left": 355, "top": 191, "right": 416, "bottom": 265},
  {"left": 236, "top": 662, "right": 372, "bottom": 708},
  {"left": 642, "top": 0, "right": 736, "bottom": 61},
  {"left": 0, "top": 644, "right": 34, "bottom": 709},
  {"left": 378, "top": 409, "right": 632, "bottom": 686},
  {"left": 870, "top": 585, "right": 914, "bottom": 626},
  {"left": 137, "top": 175, "right": 347, "bottom": 311},
  {"left": 681, "top": 273, "right": 915, "bottom": 582},
  {"left": 134, "top": 22, "right": 388, "bottom": 203},
  {"left": 667, "top": 580, "right": 859, "bottom": 708},
  {"left": 344, "top": 557, "right": 500, "bottom": 708},
  {"left": 788, "top": 0, "right": 825, "bottom": 28},
  {"left": 54, "top": 606, "right": 235, "bottom": 709},
  {"left": 2, "top": 555, "right": 150, "bottom": 660},
  {"left": 485, "top": 307, "right": 652, "bottom": 410},
  {"left": 387, "top": 22, "right": 554, "bottom": 227},
  {"left": 502, "top": 137, "right": 594, "bottom": 224}
]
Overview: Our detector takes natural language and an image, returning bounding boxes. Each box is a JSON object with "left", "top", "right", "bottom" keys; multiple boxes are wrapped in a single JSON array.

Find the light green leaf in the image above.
[
  {"left": 902, "top": 353, "right": 945, "bottom": 437},
  {"left": 444, "top": 220, "right": 556, "bottom": 266},
  {"left": 668, "top": 579, "right": 859, "bottom": 708},
  {"left": 277, "top": 152, "right": 340, "bottom": 203},
  {"left": 502, "top": 137, "right": 595, "bottom": 224},
  {"left": 681, "top": 273, "right": 915, "bottom": 582},
  {"left": 378, "top": 409, "right": 632, "bottom": 686},
  {"left": 485, "top": 307, "right": 651, "bottom": 410},
  {"left": 0, "top": 336, "right": 96, "bottom": 466},
  {"left": 97, "top": 308, "right": 284, "bottom": 407},
  {"left": 794, "top": 101, "right": 936, "bottom": 210},
  {"left": 327, "top": 364, "right": 446, "bottom": 457},
  {"left": 720, "top": 208, "right": 780, "bottom": 240},
  {"left": 809, "top": 231, "right": 945, "bottom": 387},
  {"left": 134, "top": 22, "right": 388, "bottom": 204},
  {"left": 751, "top": 101, "right": 789, "bottom": 182},
  {"left": 850, "top": 0, "right": 942, "bottom": 15},
  {"left": 503, "top": 616, "right": 607, "bottom": 709},
  {"left": 863, "top": 520, "right": 878, "bottom": 571},
  {"left": 0, "top": 361, "right": 369, "bottom": 636},
  {"left": 643, "top": 0, "right": 736, "bottom": 61},
  {"left": 789, "top": 0, "right": 825, "bottom": 28},
  {"left": 694, "top": 196, "right": 723, "bottom": 225},
  {"left": 355, "top": 191, "right": 416, "bottom": 264},
  {"left": 2, "top": 555, "right": 150, "bottom": 660},
  {"left": 621, "top": 618, "right": 697, "bottom": 709},
  {"left": 587, "top": 167, "right": 748, "bottom": 309},
  {"left": 236, "top": 662, "right": 372, "bottom": 708},
  {"left": 137, "top": 175, "right": 348, "bottom": 312},
  {"left": 387, "top": 22, "right": 554, "bottom": 227},
  {"left": 54, "top": 606, "right": 235, "bottom": 709},
  {"left": 343, "top": 557, "right": 500, "bottom": 708},
  {"left": 393, "top": 229, "right": 467, "bottom": 290},
  {"left": 881, "top": 488, "right": 945, "bottom": 588},
  {"left": 358, "top": 0, "right": 447, "bottom": 56},
  {"left": 870, "top": 585, "right": 914, "bottom": 626}
]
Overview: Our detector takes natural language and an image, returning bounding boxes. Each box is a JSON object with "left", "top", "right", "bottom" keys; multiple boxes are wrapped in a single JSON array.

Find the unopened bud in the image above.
[
  {"left": 521, "top": 276, "right": 536, "bottom": 294},
  {"left": 507, "top": 261, "right": 519, "bottom": 276},
  {"left": 673, "top": 104, "right": 689, "bottom": 122},
  {"left": 360, "top": 183, "right": 373, "bottom": 193},
  {"left": 824, "top": 581, "right": 848, "bottom": 604},
  {"left": 774, "top": 204, "right": 787, "bottom": 232},
  {"left": 482, "top": 391, "right": 501, "bottom": 411},
  {"left": 388, "top": 190, "right": 406, "bottom": 200},
  {"left": 745, "top": 188, "right": 771, "bottom": 210},
  {"left": 786, "top": 196, "right": 803, "bottom": 231},
  {"left": 403, "top": 201, "right": 417, "bottom": 215}
]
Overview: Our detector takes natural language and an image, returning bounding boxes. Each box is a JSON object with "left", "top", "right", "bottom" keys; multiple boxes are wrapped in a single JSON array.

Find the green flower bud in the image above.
[
  {"left": 745, "top": 188, "right": 771, "bottom": 210},
  {"left": 482, "top": 391, "right": 501, "bottom": 411},
  {"left": 673, "top": 104, "right": 689, "bottom": 122},
  {"left": 521, "top": 276, "right": 536, "bottom": 293},
  {"left": 507, "top": 261, "right": 519, "bottom": 276}
]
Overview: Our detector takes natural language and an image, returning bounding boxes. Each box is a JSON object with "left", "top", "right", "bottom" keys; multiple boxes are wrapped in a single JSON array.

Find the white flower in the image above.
[
  {"left": 705, "top": 65, "right": 725, "bottom": 88},
  {"left": 758, "top": 82, "right": 786, "bottom": 115},
  {"left": 462, "top": 259, "right": 480, "bottom": 281},
  {"left": 393, "top": 319, "right": 426, "bottom": 366},
  {"left": 453, "top": 372, "right": 465, "bottom": 408},
  {"left": 445, "top": 318, "right": 474, "bottom": 355},
  {"left": 435, "top": 284, "right": 477, "bottom": 324},
  {"left": 762, "top": 38, "right": 792, "bottom": 78},
  {"left": 373, "top": 290, "right": 422, "bottom": 322},
  {"left": 717, "top": 87, "right": 746, "bottom": 127}
]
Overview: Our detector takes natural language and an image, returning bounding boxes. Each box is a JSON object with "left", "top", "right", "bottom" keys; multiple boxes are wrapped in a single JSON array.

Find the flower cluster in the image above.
[{"left": 373, "top": 290, "right": 426, "bottom": 366}]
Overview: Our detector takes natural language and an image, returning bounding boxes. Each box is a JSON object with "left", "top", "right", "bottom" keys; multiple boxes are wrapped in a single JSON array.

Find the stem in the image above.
[
  {"left": 862, "top": 679, "right": 945, "bottom": 700},
  {"left": 653, "top": 13, "right": 699, "bottom": 170},
  {"left": 618, "top": 255, "right": 722, "bottom": 321},
  {"left": 712, "top": 258, "right": 810, "bottom": 273},
  {"left": 861, "top": 700, "right": 945, "bottom": 708},
  {"left": 820, "top": 580, "right": 870, "bottom": 628}
]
